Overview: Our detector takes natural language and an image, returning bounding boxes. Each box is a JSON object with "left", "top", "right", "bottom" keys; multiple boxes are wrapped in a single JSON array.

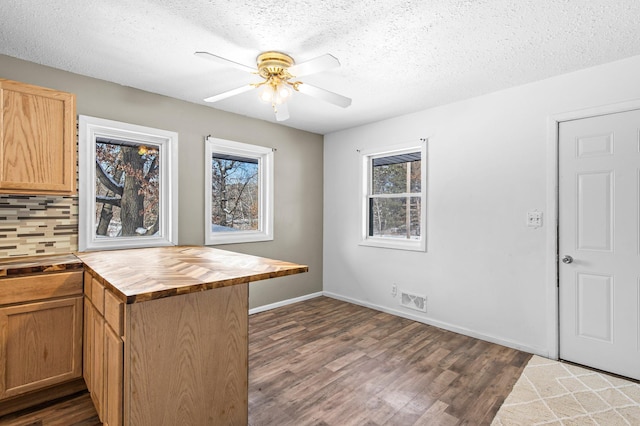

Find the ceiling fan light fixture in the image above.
[
  {"left": 258, "top": 80, "right": 292, "bottom": 106},
  {"left": 253, "top": 52, "right": 300, "bottom": 112},
  {"left": 197, "top": 49, "right": 351, "bottom": 122}
]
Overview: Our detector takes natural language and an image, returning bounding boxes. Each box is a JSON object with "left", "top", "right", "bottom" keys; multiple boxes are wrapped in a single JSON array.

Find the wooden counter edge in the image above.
[
  {"left": 0, "top": 254, "right": 83, "bottom": 278},
  {"left": 83, "top": 263, "right": 309, "bottom": 305}
]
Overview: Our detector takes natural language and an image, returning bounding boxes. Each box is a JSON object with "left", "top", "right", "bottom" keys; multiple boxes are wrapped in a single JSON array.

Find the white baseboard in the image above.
[
  {"left": 249, "top": 292, "right": 323, "bottom": 315},
  {"left": 323, "top": 291, "right": 548, "bottom": 357}
]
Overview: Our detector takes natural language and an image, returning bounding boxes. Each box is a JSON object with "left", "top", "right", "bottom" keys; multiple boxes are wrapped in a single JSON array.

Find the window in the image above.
[
  {"left": 205, "top": 137, "right": 273, "bottom": 245},
  {"left": 361, "top": 140, "right": 427, "bottom": 251},
  {"left": 78, "top": 116, "right": 178, "bottom": 251}
]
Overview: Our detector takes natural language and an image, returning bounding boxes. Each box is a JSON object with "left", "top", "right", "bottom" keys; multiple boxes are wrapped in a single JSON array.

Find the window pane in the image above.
[
  {"left": 95, "top": 139, "right": 160, "bottom": 238},
  {"left": 372, "top": 163, "right": 406, "bottom": 194},
  {"left": 372, "top": 153, "right": 421, "bottom": 195},
  {"left": 410, "top": 196, "right": 421, "bottom": 236},
  {"left": 369, "top": 197, "right": 421, "bottom": 239},
  {"left": 211, "top": 155, "right": 259, "bottom": 232},
  {"left": 410, "top": 160, "right": 421, "bottom": 192}
]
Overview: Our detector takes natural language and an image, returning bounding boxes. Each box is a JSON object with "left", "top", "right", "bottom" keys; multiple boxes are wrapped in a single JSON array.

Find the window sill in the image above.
[
  {"left": 359, "top": 238, "right": 426, "bottom": 252},
  {"left": 206, "top": 232, "right": 273, "bottom": 245}
]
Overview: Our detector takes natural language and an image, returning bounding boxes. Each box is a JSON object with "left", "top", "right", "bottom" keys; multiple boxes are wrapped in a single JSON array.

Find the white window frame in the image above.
[
  {"left": 205, "top": 136, "right": 274, "bottom": 245},
  {"left": 78, "top": 115, "right": 178, "bottom": 251},
  {"left": 360, "top": 139, "right": 427, "bottom": 252}
]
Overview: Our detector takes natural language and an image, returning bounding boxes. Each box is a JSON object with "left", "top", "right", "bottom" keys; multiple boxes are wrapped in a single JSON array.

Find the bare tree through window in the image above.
[
  {"left": 204, "top": 137, "right": 273, "bottom": 245},
  {"left": 94, "top": 138, "right": 160, "bottom": 238},
  {"left": 210, "top": 154, "right": 259, "bottom": 232}
]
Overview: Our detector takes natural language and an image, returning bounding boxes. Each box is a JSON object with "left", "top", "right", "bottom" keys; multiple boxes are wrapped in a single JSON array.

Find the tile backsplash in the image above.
[{"left": 0, "top": 195, "right": 78, "bottom": 257}]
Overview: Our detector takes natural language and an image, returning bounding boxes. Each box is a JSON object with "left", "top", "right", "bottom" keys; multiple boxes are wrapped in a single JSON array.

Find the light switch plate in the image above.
[{"left": 527, "top": 211, "right": 543, "bottom": 228}]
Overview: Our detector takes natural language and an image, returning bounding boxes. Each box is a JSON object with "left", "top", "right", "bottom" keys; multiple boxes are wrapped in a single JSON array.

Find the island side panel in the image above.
[{"left": 124, "top": 283, "right": 249, "bottom": 426}]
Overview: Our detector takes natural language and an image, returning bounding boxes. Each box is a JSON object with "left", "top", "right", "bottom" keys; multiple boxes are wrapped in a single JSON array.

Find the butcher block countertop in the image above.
[
  {"left": 0, "top": 253, "right": 82, "bottom": 278},
  {"left": 75, "top": 245, "right": 308, "bottom": 304}
]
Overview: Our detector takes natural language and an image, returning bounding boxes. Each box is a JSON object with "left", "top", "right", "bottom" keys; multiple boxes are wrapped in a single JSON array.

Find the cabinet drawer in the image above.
[
  {"left": 104, "top": 290, "right": 124, "bottom": 337},
  {"left": 0, "top": 271, "right": 82, "bottom": 306},
  {"left": 91, "top": 278, "right": 105, "bottom": 315},
  {"left": 84, "top": 270, "right": 92, "bottom": 299}
]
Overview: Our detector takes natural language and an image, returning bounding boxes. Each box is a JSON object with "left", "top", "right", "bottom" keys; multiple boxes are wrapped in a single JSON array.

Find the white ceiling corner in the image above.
[{"left": 1, "top": 0, "right": 640, "bottom": 134}]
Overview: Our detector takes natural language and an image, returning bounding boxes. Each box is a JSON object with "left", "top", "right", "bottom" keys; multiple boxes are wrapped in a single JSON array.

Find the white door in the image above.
[{"left": 559, "top": 108, "right": 640, "bottom": 380}]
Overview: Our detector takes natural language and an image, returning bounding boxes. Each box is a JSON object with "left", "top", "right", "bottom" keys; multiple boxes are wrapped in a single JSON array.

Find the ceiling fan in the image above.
[{"left": 194, "top": 50, "right": 352, "bottom": 122}]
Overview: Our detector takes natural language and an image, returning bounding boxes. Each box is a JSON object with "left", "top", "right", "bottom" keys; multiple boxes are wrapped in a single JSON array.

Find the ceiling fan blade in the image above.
[
  {"left": 297, "top": 83, "right": 352, "bottom": 108},
  {"left": 274, "top": 102, "right": 290, "bottom": 122},
  {"left": 203, "top": 85, "right": 255, "bottom": 103},
  {"left": 194, "top": 51, "right": 256, "bottom": 74},
  {"left": 288, "top": 54, "right": 340, "bottom": 77}
]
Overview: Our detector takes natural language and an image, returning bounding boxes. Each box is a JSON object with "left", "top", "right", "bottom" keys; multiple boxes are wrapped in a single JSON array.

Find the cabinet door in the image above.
[
  {"left": 83, "top": 297, "right": 93, "bottom": 390},
  {"left": 104, "top": 324, "right": 123, "bottom": 426},
  {"left": 90, "top": 304, "right": 105, "bottom": 421},
  {"left": 0, "top": 296, "right": 82, "bottom": 399},
  {"left": 0, "top": 79, "right": 76, "bottom": 194}
]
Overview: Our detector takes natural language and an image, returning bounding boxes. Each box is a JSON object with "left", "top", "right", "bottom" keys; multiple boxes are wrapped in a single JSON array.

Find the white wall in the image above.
[{"left": 323, "top": 54, "right": 640, "bottom": 356}]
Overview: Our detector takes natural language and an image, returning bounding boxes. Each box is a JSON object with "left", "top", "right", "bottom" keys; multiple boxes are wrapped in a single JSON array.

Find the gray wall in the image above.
[{"left": 0, "top": 54, "right": 323, "bottom": 309}]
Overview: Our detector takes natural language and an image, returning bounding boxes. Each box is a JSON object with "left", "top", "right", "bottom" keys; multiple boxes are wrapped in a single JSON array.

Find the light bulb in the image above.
[
  {"left": 259, "top": 86, "right": 274, "bottom": 103},
  {"left": 272, "top": 84, "right": 292, "bottom": 105},
  {"left": 278, "top": 85, "right": 291, "bottom": 100}
]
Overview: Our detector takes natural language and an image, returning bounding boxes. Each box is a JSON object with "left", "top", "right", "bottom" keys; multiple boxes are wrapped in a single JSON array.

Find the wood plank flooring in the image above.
[
  {"left": 0, "top": 296, "right": 531, "bottom": 425},
  {"left": 0, "top": 392, "right": 100, "bottom": 426},
  {"left": 248, "top": 296, "right": 531, "bottom": 426}
]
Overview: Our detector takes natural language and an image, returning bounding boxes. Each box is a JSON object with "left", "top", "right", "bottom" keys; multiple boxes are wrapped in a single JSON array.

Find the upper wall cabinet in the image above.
[{"left": 0, "top": 79, "right": 76, "bottom": 195}]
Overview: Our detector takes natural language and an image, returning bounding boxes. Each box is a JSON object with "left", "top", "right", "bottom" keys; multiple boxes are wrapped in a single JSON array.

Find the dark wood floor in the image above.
[
  {"left": 0, "top": 392, "right": 100, "bottom": 426},
  {"left": 0, "top": 296, "right": 531, "bottom": 425},
  {"left": 248, "top": 296, "right": 531, "bottom": 426}
]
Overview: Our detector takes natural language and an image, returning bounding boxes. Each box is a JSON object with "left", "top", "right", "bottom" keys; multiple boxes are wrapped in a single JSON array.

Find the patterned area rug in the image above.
[{"left": 492, "top": 355, "right": 640, "bottom": 425}]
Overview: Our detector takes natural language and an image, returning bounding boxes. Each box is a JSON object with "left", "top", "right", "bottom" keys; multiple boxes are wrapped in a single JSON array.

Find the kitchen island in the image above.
[{"left": 75, "top": 245, "right": 308, "bottom": 426}]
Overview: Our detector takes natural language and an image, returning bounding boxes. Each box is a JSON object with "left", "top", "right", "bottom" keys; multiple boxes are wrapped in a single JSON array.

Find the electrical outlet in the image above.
[
  {"left": 391, "top": 284, "right": 398, "bottom": 297},
  {"left": 527, "top": 211, "right": 543, "bottom": 228}
]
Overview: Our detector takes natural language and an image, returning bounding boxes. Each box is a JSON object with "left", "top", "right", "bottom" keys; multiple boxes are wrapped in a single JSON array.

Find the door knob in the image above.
[{"left": 562, "top": 255, "right": 573, "bottom": 264}]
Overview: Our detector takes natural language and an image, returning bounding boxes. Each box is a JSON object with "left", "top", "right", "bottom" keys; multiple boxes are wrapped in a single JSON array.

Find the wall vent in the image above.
[{"left": 400, "top": 291, "right": 427, "bottom": 313}]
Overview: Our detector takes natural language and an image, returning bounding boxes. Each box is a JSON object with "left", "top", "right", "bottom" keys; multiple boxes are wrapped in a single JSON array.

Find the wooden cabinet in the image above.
[
  {"left": 0, "top": 78, "right": 76, "bottom": 195},
  {"left": 0, "top": 271, "right": 83, "bottom": 400},
  {"left": 82, "top": 269, "right": 248, "bottom": 426},
  {"left": 84, "top": 274, "right": 123, "bottom": 426},
  {"left": 76, "top": 246, "right": 308, "bottom": 426}
]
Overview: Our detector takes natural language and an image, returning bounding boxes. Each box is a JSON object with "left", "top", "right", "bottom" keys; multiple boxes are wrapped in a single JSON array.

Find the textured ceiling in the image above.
[{"left": 1, "top": 0, "right": 640, "bottom": 134}]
